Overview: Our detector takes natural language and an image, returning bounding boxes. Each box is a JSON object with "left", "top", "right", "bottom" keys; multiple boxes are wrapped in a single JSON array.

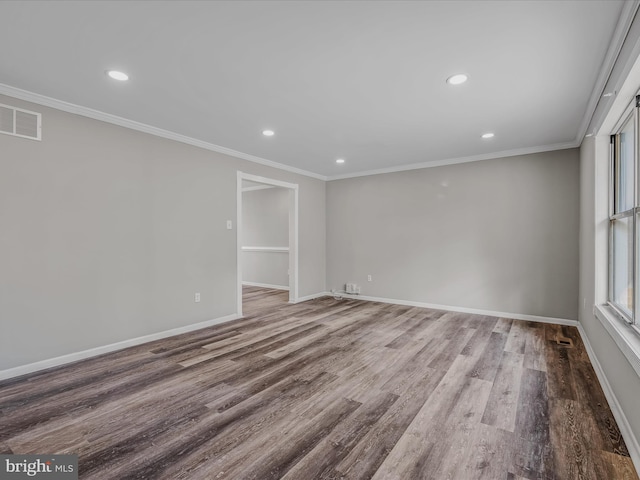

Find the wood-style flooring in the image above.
[{"left": 0, "top": 286, "right": 637, "bottom": 479}]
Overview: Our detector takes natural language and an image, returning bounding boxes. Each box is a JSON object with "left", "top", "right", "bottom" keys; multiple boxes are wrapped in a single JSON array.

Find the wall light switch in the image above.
[
  {"left": 226, "top": 220, "right": 233, "bottom": 230},
  {"left": 195, "top": 292, "right": 201, "bottom": 303}
]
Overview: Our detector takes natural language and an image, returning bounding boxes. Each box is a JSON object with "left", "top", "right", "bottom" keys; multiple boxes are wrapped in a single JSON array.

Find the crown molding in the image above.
[
  {"left": 0, "top": 83, "right": 583, "bottom": 182},
  {"left": 326, "top": 141, "right": 579, "bottom": 181},
  {"left": 577, "top": 0, "right": 640, "bottom": 140},
  {"left": 0, "top": 83, "right": 328, "bottom": 181}
]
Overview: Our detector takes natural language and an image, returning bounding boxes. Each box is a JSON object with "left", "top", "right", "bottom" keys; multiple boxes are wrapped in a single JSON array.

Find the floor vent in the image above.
[
  {"left": 556, "top": 336, "right": 573, "bottom": 347},
  {"left": 0, "top": 103, "right": 41, "bottom": 141}
]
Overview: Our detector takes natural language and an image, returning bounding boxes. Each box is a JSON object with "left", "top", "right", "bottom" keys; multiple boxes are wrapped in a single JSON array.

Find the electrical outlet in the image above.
[
  {"left": 195, "top": 292, "right": 201, "bottom": 303},
  {"left": 367, "top": 275, "right": 372, "bottom": 282}
]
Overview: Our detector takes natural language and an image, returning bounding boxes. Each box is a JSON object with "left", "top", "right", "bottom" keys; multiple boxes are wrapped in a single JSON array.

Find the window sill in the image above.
[{"left": 594, "top": 304, "right": 640, "bottom": 378}]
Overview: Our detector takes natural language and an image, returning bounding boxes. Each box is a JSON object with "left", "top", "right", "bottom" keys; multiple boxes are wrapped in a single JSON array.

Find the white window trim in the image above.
[
  {"left": 594, "top": 304, "right": 640, "bottom": 377},
  {"left": 597, "top": 90, "right": 640, "bottom": 378}
]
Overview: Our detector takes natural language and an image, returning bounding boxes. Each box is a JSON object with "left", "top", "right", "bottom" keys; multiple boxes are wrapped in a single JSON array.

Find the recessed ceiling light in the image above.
[
  {"left": 446, "top": 74, "right": 468, "bottom": 85},
  {"left": 481, "top": 133, "right": 495, "bottom": 139},
  {"left": 106, "top": 70, "right": 129, "bottom": 81},
  {"left": 336, "top": 158, "right": 345, "bottom": 164},
  {"left": 262, "top": 130, "right": 275, "bottom": 137}
]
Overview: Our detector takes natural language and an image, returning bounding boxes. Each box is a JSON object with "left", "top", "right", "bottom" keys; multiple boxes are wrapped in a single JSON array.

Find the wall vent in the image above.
[{"left": 0, "top": 104, "right": 41, "bottom": 141}]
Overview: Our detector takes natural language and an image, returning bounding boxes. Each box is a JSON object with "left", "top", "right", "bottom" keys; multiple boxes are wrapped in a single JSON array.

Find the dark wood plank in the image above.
[
  {"left": 545, "top": 332, "right": 577, "bottom": 401},
  {"left": 569, "top": 332, "right": 630, "bottom": 456},
  {"left": 549, "top": 398, "right": 610, "bottom": 480},
  {"left": 512, "top": 368, "right": 555, "bottom": 479}
]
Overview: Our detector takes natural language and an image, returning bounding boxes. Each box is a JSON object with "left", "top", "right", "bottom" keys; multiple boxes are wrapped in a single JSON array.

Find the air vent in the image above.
[
  {"left": 556, "top": 336, "right": 573, "bottom": 348},
  {"left": 0, "top": 104, "right": 41, "bottom": 140}
]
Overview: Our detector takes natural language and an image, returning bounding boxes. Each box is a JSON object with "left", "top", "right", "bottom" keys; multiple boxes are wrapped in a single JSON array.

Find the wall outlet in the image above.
[
  {"left": 367, "top": 275, "right": 372, "bottom": 282},
  {"left": 195, "top": 292, "right": 201, "bottom": 303}
]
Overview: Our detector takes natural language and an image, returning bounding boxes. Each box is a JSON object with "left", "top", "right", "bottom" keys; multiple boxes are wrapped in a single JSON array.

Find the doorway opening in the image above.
[{"left": 236, "top": 172, "right": 299, "bottom": 317}]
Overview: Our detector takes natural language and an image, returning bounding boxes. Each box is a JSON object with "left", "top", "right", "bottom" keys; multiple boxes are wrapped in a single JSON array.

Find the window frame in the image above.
[{"left": 609, "top": 102, "right": 640, "bottom": 330}]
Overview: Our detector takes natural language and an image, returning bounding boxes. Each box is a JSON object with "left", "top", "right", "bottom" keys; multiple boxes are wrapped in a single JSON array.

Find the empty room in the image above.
[{"left": 2, "top": 0, "right": 640, "bottom": 479}]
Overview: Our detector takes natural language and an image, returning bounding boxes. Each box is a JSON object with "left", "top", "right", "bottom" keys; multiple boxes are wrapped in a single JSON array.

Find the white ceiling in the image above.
[{"left": 0, "top": 1, "right": 628, "bottom": 179}]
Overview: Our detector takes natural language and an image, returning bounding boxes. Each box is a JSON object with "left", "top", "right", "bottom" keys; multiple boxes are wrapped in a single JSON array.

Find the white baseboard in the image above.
[
  {"left": 242, "top": 281, "right": 289, "bottom": 291},
  {"left": 0, "top": 313, "right": 240, "bottom": 381},
  {"left": 577, "top": 323, "right": 640, "bottom": 473},
  {"left": 327, "top": 292, "right": 578, "bottom": 326},
  {"left": 291, "top": 291, "right": 329, "bottom": 303}
]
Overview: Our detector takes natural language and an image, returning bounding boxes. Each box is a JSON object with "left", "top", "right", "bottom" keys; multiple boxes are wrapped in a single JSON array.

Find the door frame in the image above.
[{"left": 237, "top": 171, "right": 299, "bottom": 316}]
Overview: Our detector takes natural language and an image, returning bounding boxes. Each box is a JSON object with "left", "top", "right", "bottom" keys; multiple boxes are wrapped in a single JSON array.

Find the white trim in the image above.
[
  {"left": 242, "top": 281, "right": 289, "bottom": 291},
  {"left": 0, "top": 313, "right": 240, "bottom": 381},
  {"left": 578, "top": 0, "right": 640, "bottom": 139},
  {"left": 240, "top": 173, "right": 299, "bottom": 190},
  {"left": 242, "top": 185, "right": 275, "bottom": 192},
  {"left": 0, "top": 102, "right": 42, "bottom": 141},
  {"left": 290, "top": 185, "right": 299, "bottom": 303},
  {"left": 599, "top": 65, "right": 640, "bottom": 135},
  {"left": 0, "top": 83, "right": 326, "bottom": 181},
  {"left": 612, "top": 101, "right": 635, "bottom": 135},
  {"left": 594, "top": 304, "right": 640, "bottom": 378},
  {"left": 242, "top": 246, "right": 289, "bottom": 253},
  {"left": 237, "top": 172, "right": 299, "bottom": 314},
  {"left": 291, "top": 291, "right": 329, "bottom": 303},
  {"left": 577, "top": 322, "right": 640, "bottom": 473},
  {"left": 0, "top": 83, "right": 589, "bottom": 181},
  {"left": 326, "top": 142, "right": 578, "bottom": 181},
  {"left": 323, "top": 292, "right": 578, "bottom": 326},
  {"left": 237, "top": 173, "right": 244, "bottom": 317}
]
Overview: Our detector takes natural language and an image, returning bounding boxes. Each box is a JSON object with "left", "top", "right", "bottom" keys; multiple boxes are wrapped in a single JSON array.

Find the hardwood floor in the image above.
[{"left": 0, "top": 286, "right": 637, "bottom": 479}]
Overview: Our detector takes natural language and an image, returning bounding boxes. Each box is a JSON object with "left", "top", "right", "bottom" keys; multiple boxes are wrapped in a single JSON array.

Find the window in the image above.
[{"left": 610, "top": 100, "right": 639, "bottom": 325}]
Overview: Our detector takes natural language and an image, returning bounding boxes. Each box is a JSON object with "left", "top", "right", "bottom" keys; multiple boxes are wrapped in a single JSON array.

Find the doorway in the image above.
[{"left": 236, "top": 172, "right": 299, "bottom": 316}]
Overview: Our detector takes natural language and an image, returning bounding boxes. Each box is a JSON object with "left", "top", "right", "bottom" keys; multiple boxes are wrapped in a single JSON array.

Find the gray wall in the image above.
[
  {"left": 579, "top": 136, "right": 640, "bottom": 442},
  {"left": 242, "top": 187, "right": 289, "bottom": 287},
  {"left": 0, "top": 94, "right": 326, "bottom": 370},
  {"left": 327, "top": 149, "right": 580, "bottom": 320}
]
